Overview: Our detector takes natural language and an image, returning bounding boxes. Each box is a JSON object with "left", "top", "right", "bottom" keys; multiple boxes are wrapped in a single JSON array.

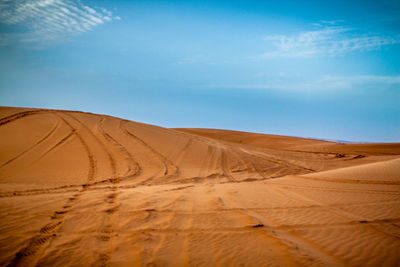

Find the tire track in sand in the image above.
[
  {"left": 62, "top": 113, "right": 122, "bottom": 267},
  {"left": 95, "top": 117, "right": 142, "bottom": 266},
  {"left": 145, "top": 196, "right": 188, "bottom": 265},
  {"left": 243, "top": 149, "right": 315, "bottom": 178},
  {"left": 157, "top": 137, "right": 193, "bottom": 184},
  {"left": 0, "top": 115, "right": 60, "bottom": 169},
  {"left": 220, "top": 148, "right": 238, "bottom": 183},
  {"left": 6, "top": 112, "right": 97, "bottom": 267},
  {"left": 291, "top": 174, "right": 400, "bottom": 186},
  {"left": 0, "top": 110, "right": 39, "bottom": 127},
  {"left": 270, "top": 184, "right": 400, "bottom": 240},
  {"left": 120, "top": 120, "right": 178, "bottom": 185},
  {"left": 98, "top": 117, "right": 140, "bottom": 179},
  {"left": 219, "top": 188, "right": 346, "bottom": 266},
  {"left": 229, "top": 148, "right": 265, "bottom": 180},
  {"left": 1, "top": 115, "right": 143, "bottom": 199},
  {"left": 36, "top": 129, "right": 76, "bottom": 162},
  {"left": 197, "top": 144, "right": 218, "bottom": 180},
  {"left": 63, "top": 112, "right": 116, "bottom": 179}
]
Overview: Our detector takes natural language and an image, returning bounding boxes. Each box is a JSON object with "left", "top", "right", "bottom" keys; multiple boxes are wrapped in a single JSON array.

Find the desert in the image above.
[
  {"left": 0, "top": 106, "right": 399, "bottom": 266},
  {"left": 1, "top": 0, "right": 400, "bottom": 266}
]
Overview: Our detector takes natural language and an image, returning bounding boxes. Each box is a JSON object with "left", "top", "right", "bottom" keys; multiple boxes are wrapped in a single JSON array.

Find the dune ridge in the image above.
[{"left": 0, "top": 106, "right": 399, "bottom": 266}]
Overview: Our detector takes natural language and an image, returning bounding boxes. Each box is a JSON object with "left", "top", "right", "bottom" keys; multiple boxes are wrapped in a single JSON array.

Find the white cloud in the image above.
[
  {"left": 321, "top": 75, "right": 400, "bottom": 85},
  {"left": 175, "top": 55, "right": 216, "bottom": 65},
  {"left": 259, "top": 25, "right": 399, "bottom": 59},
  {"left": 83, "top": 6, "right": 96, "bottom": 14},
  {"left": 175, "top": 55, "right": 235, "bottom": 66},
  {"left": 0, "top": 0, "right": 121, "bottom": 45},
  {"left": 207, "top": 75, "right": 400, "bottom": 92}
]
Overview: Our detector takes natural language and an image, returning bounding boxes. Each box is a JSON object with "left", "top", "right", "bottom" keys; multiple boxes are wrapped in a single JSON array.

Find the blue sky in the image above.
[{"left": 0, "top": 0, "right": 399, "bottom": 142}]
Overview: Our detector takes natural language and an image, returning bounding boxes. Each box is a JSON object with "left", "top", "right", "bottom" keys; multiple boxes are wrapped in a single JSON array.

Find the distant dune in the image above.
[{"left": 1, "top": 106, "right": 399, "bottom": 266}]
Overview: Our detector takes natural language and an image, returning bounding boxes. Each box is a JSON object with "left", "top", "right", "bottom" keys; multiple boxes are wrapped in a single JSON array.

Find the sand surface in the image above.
[{"left": 0, "top": 106, "right": 399, "bottom": 266}]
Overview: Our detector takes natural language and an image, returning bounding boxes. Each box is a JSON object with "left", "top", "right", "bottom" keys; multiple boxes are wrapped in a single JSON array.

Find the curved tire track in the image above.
[
  {"left": 220, "top": 149, "right": 238, "bottom": 183},
  {"left": 95, "top": 117, "right": 141, "bottom": 266},
  {"left": 98, "top": 117, "right": 140, "bottom": 179},
  {"left": 0, "top": 115, "right": 60, "bottom": 169},
  {"left": 6, "top": 112, "right": 97, "bottom": 267},
  {"left": 0, "top": 110, "right": 39, "bottom": 127},
  {"left": 245, "top": 150, "right": 315, "bottom": 178},
  {"left": 62, "top": 113, "right": 122, "bottom": 266},
  {"left": 37, "top": 129, "right": 76, "bottom": 161},
  {"left": 120, "top": 120, "right": 178, "bottom": 185},
  {"left": 63, "top": 113, "right": 115, "bottom": 179}
]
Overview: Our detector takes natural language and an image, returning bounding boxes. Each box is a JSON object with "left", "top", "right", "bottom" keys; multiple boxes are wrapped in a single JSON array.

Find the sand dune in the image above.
[{"left": 0, "top": 106, "right": 399, "bottom": 266}]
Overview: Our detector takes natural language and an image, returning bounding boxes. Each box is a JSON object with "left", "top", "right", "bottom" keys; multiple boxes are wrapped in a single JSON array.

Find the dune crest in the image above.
[{"left": 1, "top": 107, "right": 399, "bottom": 266}]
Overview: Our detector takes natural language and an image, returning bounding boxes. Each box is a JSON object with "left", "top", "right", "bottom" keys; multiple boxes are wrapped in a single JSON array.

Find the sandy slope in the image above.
[{"left": 0, "top": 106, "right": 399, "bottom": 266}]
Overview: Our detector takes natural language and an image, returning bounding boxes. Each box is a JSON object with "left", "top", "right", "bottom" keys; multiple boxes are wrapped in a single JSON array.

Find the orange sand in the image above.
[{"left": 0, "top": 106, "right": 399, "bottom": 266}]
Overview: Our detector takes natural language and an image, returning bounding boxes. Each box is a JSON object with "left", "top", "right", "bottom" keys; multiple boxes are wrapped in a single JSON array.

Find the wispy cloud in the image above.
[
  {"left": 207, "top": 75, "right": 400, "bottom": 91},
  {"left": 176, "top": 55, "right": 209, "bottom": 65},
  {"left": 0, "top": 0, "right": 119, "bottom": 45},
  {"left": 175, "top": 55, "right": 234, "bottom": 66},
  {"left": 259, "top": 25, "right": 399, "bottom": 59}
]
